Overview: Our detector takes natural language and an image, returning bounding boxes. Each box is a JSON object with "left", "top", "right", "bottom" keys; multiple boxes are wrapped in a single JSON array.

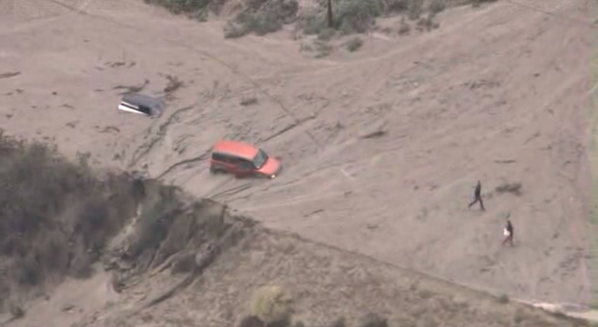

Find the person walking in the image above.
[
  {"left": 468, "top": 180, "right": 485, "bottom": 211},
  {"left": 502, "top": 219, "right": 514, "bottom": 247}
]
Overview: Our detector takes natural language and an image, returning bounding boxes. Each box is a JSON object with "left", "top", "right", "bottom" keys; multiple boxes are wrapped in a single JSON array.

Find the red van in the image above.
[{"left": 209, "top": 140, "right": 282, "bottom": 179}]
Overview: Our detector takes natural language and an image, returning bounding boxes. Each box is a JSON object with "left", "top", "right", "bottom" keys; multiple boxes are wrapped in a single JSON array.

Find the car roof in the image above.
[
  {"left": 213, "top": 140, "right": 259, "bottom": 160},
  {"left": 121, "top": 93, "right": 163, "bottom": 109}
]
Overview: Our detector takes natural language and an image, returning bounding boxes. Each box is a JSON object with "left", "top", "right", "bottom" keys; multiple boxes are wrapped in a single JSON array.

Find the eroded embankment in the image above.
[
  {"left": 0, "top": 132, "right": 250, "bottom": 316},
  {"left": 0, "top": 134, "right": 590, "bottom": 327},
  {"left": 0, "top": 132, "right": 142, "bottom": 313},
  {"left": 100, "top": 182, "right": 256, "bottom": 315}
]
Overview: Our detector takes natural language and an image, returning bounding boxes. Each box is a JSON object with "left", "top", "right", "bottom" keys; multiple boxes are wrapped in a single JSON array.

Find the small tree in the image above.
[
  {"left": 327, "top": 0, "right": 333, "bottom": 27},
  {"left": 250, "top": 285, "right": 293, "bottom": 326}
]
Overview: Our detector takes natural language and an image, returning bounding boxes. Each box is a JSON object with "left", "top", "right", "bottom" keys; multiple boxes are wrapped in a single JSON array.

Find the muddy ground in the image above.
[{"left": 0, "top": 0, "right": 594, "bottom": 322}]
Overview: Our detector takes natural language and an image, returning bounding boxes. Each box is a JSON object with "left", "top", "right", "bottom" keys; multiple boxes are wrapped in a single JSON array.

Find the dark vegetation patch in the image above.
[
  {"left": 0, "top": 131, "right": 253, "bottom": 316},
  {"left": 0, "top": 131, "right": 143, "bottom": 311},
  {"left": 223, "top": 0, "right": 299, "bottom": 38},
  {"left": 143, "top": 0, "right": 501, "bottom": 40}
]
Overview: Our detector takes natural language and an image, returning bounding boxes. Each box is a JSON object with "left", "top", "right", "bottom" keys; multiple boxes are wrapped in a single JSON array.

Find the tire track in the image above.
[{"left": 128, "top": 105, "right": 194, "bottom": 168}]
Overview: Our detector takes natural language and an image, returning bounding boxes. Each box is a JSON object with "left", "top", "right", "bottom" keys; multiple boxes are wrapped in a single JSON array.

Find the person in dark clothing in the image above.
[
  {"left": 468, "top": 180, "right": 485, "bottom": 211},
  {"left": 502, "top": 219, "right": 514, "bottom": 246}
]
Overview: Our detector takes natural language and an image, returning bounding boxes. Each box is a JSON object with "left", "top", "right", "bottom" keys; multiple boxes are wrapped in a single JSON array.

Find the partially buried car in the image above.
[
  {"left": 209, "top": 140, "right": 281, "bottom": 179},
  {"left": 117, "top": 93, "right": 165, "bottom": 118}
]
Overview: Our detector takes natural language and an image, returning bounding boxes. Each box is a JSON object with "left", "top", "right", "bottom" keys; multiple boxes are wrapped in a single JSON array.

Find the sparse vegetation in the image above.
[
  {"left": 398, "top": 16, "right": 411, "bottom": 35},
  {"left": 0, "top": 131, "right": 141, "bottom": 311},
  {"left": 239, "top": 315, "right": 266, "bottom": 327},
  {"left": 329, "top": 316, "right": 346, "bottom": 327},
  {"left": 164, "top": 74, "right": 184, "bottom": 100},
  {"left": 292, "top": 321, "right": 306, "bottom": 327},
  {"left": 428, "top": 0, "right": 446, "bottom": 14},
  {"left": 416, "top": 12, "right": 440, "bottom": 32},
  {"left": 317, "top": 28, "right": 336, "bottom": 41},
  {"left": 300, "top": 0, "right": 451, "bottom": 38},
  {"left": 359, "top": 313, "right": 388, "bottom": 327},
  {"left": 144, "top": 0, "right": 209, "bottom": 14},
  {"left": 345, "top": 37, "right": 363, "bottom": 52},
  {"left": 145, "top": 0, "right": 499, "bottom": 41},
  {"left": 143, "top": 0, "right": 221, "bottom": 18},
  {"left": 472, "top": 0, "right": 499, "bottom": 8},
  {"left": 407, "top": 0, "right": 424, "bottom": 20},
  {"left": 497, "top": 294, "right": 510, "bottom": 304},
  {"left": 113, "top": 79, "right": 150, "bottom": 95},
  {"left": 0, "top": 129, "right": 586, "bottom": 327},
  {"left": 9, "top": 301, "right": 25, "bottom": 319},
  {"left": 224, "top": 0, "right": 299, "bottom": 38},
  {"left": 314, "top": 40, "right": 334, "bottom": 58},
  {"left": 250, "top": 285, "right": 293, "bottom": 326},
  {"left": 301, "top": 0, "right": 384, "bottom": 35}
]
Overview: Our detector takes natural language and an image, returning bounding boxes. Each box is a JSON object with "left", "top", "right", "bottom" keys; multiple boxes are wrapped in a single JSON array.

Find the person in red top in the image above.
[{"left": 502, "top": 219, "right": 514, "bottom": 247}]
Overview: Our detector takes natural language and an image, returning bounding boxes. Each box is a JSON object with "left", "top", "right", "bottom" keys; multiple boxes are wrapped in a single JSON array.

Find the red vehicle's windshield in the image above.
[{"left": 252, "top": 149, "right": 268, "bottom": 169}]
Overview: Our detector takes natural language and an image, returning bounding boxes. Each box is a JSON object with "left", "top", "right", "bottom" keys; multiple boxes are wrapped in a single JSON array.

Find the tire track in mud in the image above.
[
  {"left": 128, "top": 105, "right": 194, "bottom": 168},
  {"left": 154, "top": 148, "right": 211, "bottom": 180},
  {"left": 35, "top": 0, "right": 327, "bottom": 174}
]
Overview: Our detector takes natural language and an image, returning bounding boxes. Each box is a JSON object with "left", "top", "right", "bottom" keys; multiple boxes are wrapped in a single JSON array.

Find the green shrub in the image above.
[
  {"left": 407, "top": 0, "right": 424, "bottom": 20},
  {"left": 144, "top": 0, "right": 210, "bottom": 15},
  {"left": 0, "top": 131, "right": 139, "bottom": 310},
  {"left": 428, "top": 0, "right": 446, "bottom": 14},
  {"left": 359, "top": 313, "right": 388, "bottom": 327},
  {"left": 497, "top": 294, "right": 510, "bottom": 304},
  {"left": 314, "top": 41, "right": 334, "bottom": 58},
  {"left": 345, "top": 37, "right": 363, "bottom": 52},
  {"left": 250, "top": 285, "right": 293, "bottom": 326},
  {"left": 317, "top": 28, "right": 336, "bottom": 41},
  {"left": 223, "top": 0, "right": 299, "bottom": 38},
  {"left": 302, "top": 0, "right": 416, "bottom": 36}
]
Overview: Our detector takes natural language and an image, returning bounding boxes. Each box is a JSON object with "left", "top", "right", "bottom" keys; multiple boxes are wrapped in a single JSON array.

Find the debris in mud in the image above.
[
  {"left": 105, "top": 61, "right": 136, "bottom": 68},
  {"left": 495, "top": 182, "right": 522, "bottom": 196},
  {"left": 0, "top": 71, "right": 21, "bottom": 79},
  {"left": 240, "top": 97, "right": 258, "bottom": 106},
  {"left": 304, "top": 209, "right": 323, "bottom": 217},
  {"left": 359, "top": 121, "right": 388, "bottom": 139},
  {"left": 163, "top": 74, "right": 184, "bottom": 100},
  {"left": 416, "top": 13, "right": 440, "bottom": 32},
  {"left": 113, "top": 79, "right": 150, "bottom": 95},
  {"left": 238, "top": 315, "right": 264, "bottom": 327},
  {"left": 62, "top": 304, "right": 75, "bottom": 312},
  {"left": 9, "top": 302, "right": 25, "bottom": 319},
  {"left": 97, "top": 126, "right": 121, "bottom": 134},
  {"left": 6, "top": 88, "right": 24, "bottom": 96},
  {"left": 463, "top": 79, "right": 501, "bottom": 90},
  {"left": 494, "top": 159, "right": 516, "bottom": 164},
  {"left": 359, "top": 312, "right": 388, "bottom": 327},
  {"left": 360, "top": 130, "right": 387, "bottom": 139},
  {"left": 398, "top": 17, "right": 411, "bottom": 35}
]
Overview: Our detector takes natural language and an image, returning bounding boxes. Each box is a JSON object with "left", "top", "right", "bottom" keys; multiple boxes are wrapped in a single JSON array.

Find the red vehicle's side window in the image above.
[{"left": 238, "top": 159, "right": 254, "bottom": 171}]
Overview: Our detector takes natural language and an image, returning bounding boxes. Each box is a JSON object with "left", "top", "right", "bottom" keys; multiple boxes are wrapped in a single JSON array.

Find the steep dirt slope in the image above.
[
  {"left": 0, "top": 0, "right": 593, "bottom": 306},
  {"left": 1, "top": 197, "right": 589, "bottom": 327}
]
